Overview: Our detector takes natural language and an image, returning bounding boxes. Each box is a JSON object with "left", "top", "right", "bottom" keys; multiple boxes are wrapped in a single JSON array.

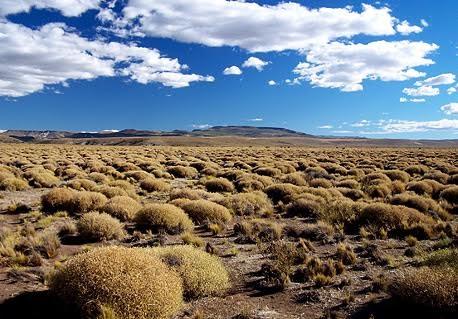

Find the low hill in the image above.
[{"left": 1, "top": 126, "right": 457, "bottom": 147}]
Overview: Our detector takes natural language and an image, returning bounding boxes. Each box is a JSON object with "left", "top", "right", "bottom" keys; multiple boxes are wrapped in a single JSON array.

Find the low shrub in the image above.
[
  {"left": 388, "top": 267, "right": 457, "bottom": 311},
  {"left": 406, "top": 181, "right": 433, "bottom": 196},
  {"left": 102, "top": 196, "right": 142, "bottom": 221},
  {"left": 41, "top": 188, "right": 74, "bottom": 213},
  {"left": 264, "top": 183, "right": 301, "bottom": 204},
  {"left": 67, "top": 178, "right": 97, "bottom": 191},
  {"left": 309, "top": 178, "right": 333, "bottom": 189},
  {"left": 167, "top": 166, "right": 198, "bottom": 178},
  {"left": 234, "top": 219, "right": 283, "bottom": 242},
  {"left": 49, "top": 246, "right": 183, "bottom": 319},
  {"left": 134, "top": 204, "right": 194, "bottom": 234},
  {"left": 71, "top": 191, "right": 108, "bottom": 214},
  {"left": 181, "top": 200, "right": 232, "bottom": 225},
  {"left": 355, "top": 203, "right": 435, "bottom": 238},
  {"left": 221, "top": 191, "right": 272, "bottom": 216},
  {"left": 140, "top": 178, "right": 171, "bottom": 192},
  {"left": 0, "top": 177, "right": 29, "bottom": 191},
  {"left": 151, "top": 245, "right": 229, "bottom": 299},
  {"left": 391, "top": 193, "right": 450, "bottom": 221},
  {"left": 77, "top": 212, "right": 125, "bottom": 241},
  {"left": 286, "top": 198, "right": 323, "bottom": 218},
  {"left": 440, "top": 186, "right": 458, "bottom": 207},
  {"left": 204, "top": 178, "right": 234, "bottom": 193}
]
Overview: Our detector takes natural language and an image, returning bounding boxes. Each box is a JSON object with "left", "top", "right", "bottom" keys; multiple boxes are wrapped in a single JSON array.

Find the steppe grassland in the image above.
[{"left": 0, "top": 144, "right": 457, "bottom": 318}]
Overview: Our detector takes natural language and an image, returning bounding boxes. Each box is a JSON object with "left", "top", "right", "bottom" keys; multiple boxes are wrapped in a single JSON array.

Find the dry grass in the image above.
[
  {"left": 221, "top": 191, "right": 272, "bottom": 216},
  {"left": 388, "top": 267, "right": 458, "bottom": 311},
  {"left": 102, "top": 196, "right": 142, "bottom": 221},
  {"left": 181, "top": 200, "right": 232, "bottom": 225},
  {"left": 135, "top": 203, "right": 194, "bottom": 234},
  {"left": 151, "top": 245, "right": 230, "bottom": 299},
  {"left": 49, "top": 246, "right": 183, "bottom": 319},
  {"left": 77, "top": 212, "right": 126, "bottom": 241}
]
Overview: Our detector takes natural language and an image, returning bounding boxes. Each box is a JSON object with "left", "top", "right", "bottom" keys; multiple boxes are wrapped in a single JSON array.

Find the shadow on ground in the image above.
[
  {"left": 0, "top": 290, "right": 80, "bottom": 319},
  {"left": 351, "top": 298, "right": 456, "bottom": 319}
]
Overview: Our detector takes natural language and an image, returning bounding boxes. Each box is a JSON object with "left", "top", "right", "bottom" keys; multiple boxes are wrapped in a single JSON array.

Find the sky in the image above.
[{"left": 0, "top": 0, "right": 457, "bottom": 139}]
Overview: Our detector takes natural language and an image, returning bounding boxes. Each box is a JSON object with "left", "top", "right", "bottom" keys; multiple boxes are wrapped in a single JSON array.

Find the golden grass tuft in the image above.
[
  {"left": 221, "top": 191, "right": 272, "bottom": 216},
  {"left": 102, "top": 196, "right": 142, "bottom": 221},
  {"left": 77, "top": 212, "right": 125, "bottom": 241},
  {"left": 204, "top": 177, "right": 235, "bottom": 193},
  {"left": 151, "top": 245, "right": 230, "bottom": 299},
  {"left": 181, "top": 199, "right": 232, "bottom": 225},
  {"left": 134, "top": 203, "right": 194, "bottom": 234},
  {"left": 49, "top": 246, "right": 183, "bottom": 319}
]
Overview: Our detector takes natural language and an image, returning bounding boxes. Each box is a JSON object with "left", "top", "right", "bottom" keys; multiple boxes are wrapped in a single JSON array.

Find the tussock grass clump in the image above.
[
  {"left": 235, "top": 173, "right": 273, "bottom": 192},
  {"left": 152, "top": 245, "right": 229, "bottom": 299},
  {"left": 77, "top": 212, "right": 125, "bottom": 241},
  {"left": 204, "top": 178, "right": 234, "bottom": 193},
  {"left": 67, "top": 178, "right": 97, "bottom": 191},
  {"left": 383, "top": 170, "right": 410, "bottom": 183},
  {"left": 254, "top": 166, "right": 281, "bottom": 177},
  {"left": 0, "top": 177, "right": 29, "bottom": 191},
  {"left": 281, "top": 172, "right": 307, "bottom": 186},
  {"left": 356, "top": 203, "right": 435, "bottom": 238},
  {"left": 102, "top": 196, "right": 142, "bottom": 221},
  {"left": 135, "top": 204, "right": 194, "bottom": 234},
  {"left": 95, "top": 185, "right": 129, "bottom": 199},
  {"left": 440, "top": 186, "right": 458, "bottom": 208},
  {"left": 388, "top": 267, "right": 458, "bottom": 311},
  {"left": 286, "top": 197, "right": 323, "bottom": 218},
  {"left": 49, "top": 246, "right": 183, "bottom": 319},
  {"left": 167, "top": 166, "right": 198, "bottom": 178},
  {"left": 221, "top": 191, "right": 272, "bottom": 216},
  {"left": 140, "top": 178, "right": 171, "bottom": 192},
  {"left": 181, "top": 200, "right": 232, "bottom": 225},
  {"left": 406, "top": 181, "right": 433, "bottom": 196},
  {"left": 309, "top": 178, "right": 333, "bottom": 189},
  {"left": 23, "top": 167, "right": 60, "bottom": 188},
  {"left": 71, "top": 191, "right": 108, "bottom": 214},
  {"left": 41, "top": 188, "right": 75, "bottom": 213},
  {"left": 234, "top": 219, "right": 283, "bottom": 242},
  {"left": 391, "top": 193, "right": 450, "bottom": 221},
  {"left": 264, "top": 183, "right": 301, "bottom": 204}
]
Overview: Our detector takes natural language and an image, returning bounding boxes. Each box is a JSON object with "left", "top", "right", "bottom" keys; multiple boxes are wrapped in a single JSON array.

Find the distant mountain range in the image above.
[{"left": 1, "top": 126, "right": 457, "bottom": 147}]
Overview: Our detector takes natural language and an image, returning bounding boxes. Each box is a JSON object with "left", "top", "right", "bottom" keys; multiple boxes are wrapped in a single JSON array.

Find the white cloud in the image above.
[
  {"left": 402, "top": 85, "right": 440, "bottom": 97},
  {"left": 293, "top": 41, "right": 437, "bottom": 92},
  {"left": 410, "top": 98, "right": 426, "bottom": 103},
  {"left": 223, "top": 66, "right": 242, "bottom": 76},
  {"left": 414, "top": 73, "right": 455, "bottom": 87},
  {"left": 0, "top": 21, "right": 214, "bottom": 97},
  {"left": 351, "top": 120, "right": 371, "bottom": 127},
  {"left": 420, "top": 19, "right": 429, "bottom": 27},
  {"left": 447, "top": 87, "right": 457, "bottom": 95},
  {"left": 242, "top": 57, "right": 269, "bottom": 71},
  {"left": 268, "top": 80, "right": 277, "bottom": 86},
  {"left": 121, "top": 1, "right": 397, "bottom": 52},
  {"left": 247, "top": 118, "right": 263, "bottom": 122},
  {"left": 332, "top": 130, "right": 353, "bottom": 134},
  {"left": 381, "top": 119, "right": 458, "bottom": 133},
  {"left": 192, "top": 124, "right": 212, "bottom": 129},
  {"left": 396, "top": 21, "right": 423, "bottom": 35},
  {"left": 400, "top": 97, "right": 426, "bottom": 103},
  {"left": 318, "top": 125, "right": 333, "bottom": 129},
  {"left": 0, "top": 0, "right": 100, "bottom": 17},
  {"left": 441, "top": 103, "right": 458, "bottom": 115}
]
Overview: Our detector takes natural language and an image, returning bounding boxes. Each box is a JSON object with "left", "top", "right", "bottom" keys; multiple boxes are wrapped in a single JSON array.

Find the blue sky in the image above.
[{"left": 0, "top": 0, "right": 457, "bottom": 139}]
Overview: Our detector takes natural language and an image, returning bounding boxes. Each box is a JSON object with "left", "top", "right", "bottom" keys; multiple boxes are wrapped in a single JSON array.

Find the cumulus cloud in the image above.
[
  {"left": 381, "top": 119, "right": 458, "bottom": 133},
  {"left": 414, "top": 73, "right": 456, "bottom": 87},
  {"left": 0, "top": 21, "right": 214, "bottom": 97},
  {"left": 0, "top": 0, "right": 101, "bottom": 17},
  {"left": 441, "top": 103, "right": 458, "bottom": 115},
  {"left": 402, "top": 85, "right": 440, "bottom": 97},
  {"left": 447, "top": 87, "right": 457, "bottom": 95},
  {"left": 292, "top": 41, "right": 438, "bottom": 92},
  {"left": 268, "top": 80, "right": 277, "bottom": 86},
  {"left": 223, "top": 66, "right": 242, "bottom": 76},
  {"left": 121, "top": 1, "right": 397, "bottom": 52},
  {"left": 396, "top": 21, "right": 423, "bottom": 35},
  {"left": 242, "top": 57, "right": 269, "bottom": 71}
]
